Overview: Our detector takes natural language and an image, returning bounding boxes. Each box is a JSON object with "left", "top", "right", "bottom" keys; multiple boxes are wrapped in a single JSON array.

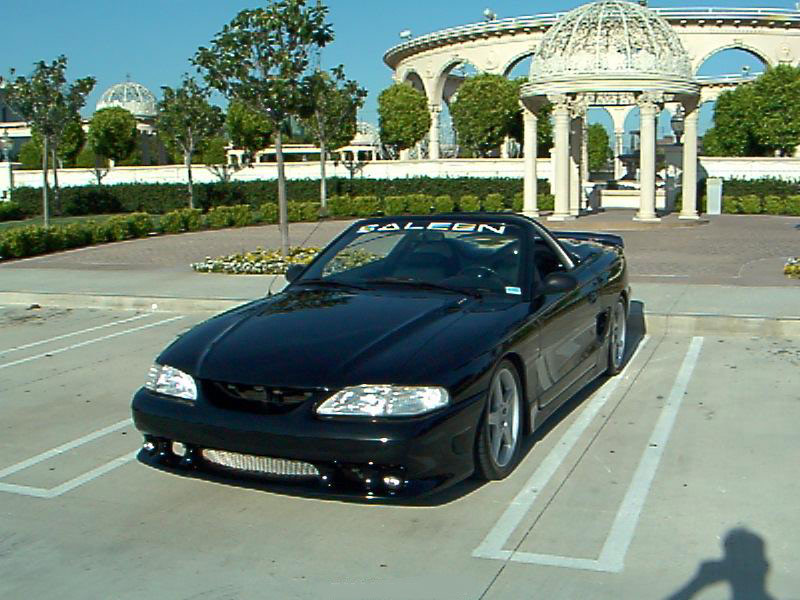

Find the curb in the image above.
[
  {"left": 0, "top": 292, "right": 247, "bottom": 314},
  {"left": 644, "top": 313, "right": 800, "bottom": 337}
]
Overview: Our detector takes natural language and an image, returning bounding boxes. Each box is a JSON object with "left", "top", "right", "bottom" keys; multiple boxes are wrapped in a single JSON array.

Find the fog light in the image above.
[
  {"left": 382, "top": 474, "right": 403, "bottom": 490},
  {"left": 142, "top": 437, "right": 157, "bottom": 454},
  {"left": 172, "top": 442, "right": 187, "bottom": 457}
]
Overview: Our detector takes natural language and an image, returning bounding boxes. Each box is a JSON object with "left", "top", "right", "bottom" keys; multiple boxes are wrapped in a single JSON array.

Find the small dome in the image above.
[
  {"left": 350, "top": 122, "right": 381, "bottom": 146},
  {"left": 530, "top": 0, "right": 692, "bottom": 82},
  {"left": 96, "top": 81, "right": 157, "bottom": 119}
]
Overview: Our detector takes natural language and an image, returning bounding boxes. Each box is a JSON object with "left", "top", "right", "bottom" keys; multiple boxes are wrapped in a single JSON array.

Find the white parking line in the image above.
[
  {"left": 0, "top": 419, "right": 132, "bottom": 479},
  {"left": 473, "top": 336, "right": 651, "bottom": 561},
  {"left": 0, "top": 452, "right": 137, "bottom": 499},
  {"left": 0, "top": 419, "right": 137, "bottom": 499},
  {"left": 0, "top": 316, "right": 183, "bottom": 371},
  {"left": 474, "top": 336, "right": 705, "bottom": 574},
  {"left": 0, "top": 313, "right": 152, "bottom": 357}
]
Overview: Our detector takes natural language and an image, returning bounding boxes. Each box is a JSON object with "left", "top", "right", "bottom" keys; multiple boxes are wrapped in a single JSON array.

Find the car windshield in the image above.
[{"left": 296, "top": 219, "right": 525, "bottom": 297}]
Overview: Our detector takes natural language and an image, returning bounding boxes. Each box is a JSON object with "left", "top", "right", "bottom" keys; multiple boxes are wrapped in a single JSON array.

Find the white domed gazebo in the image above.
[
  {"left": 96, "top": 81, "right": 158, "bottom": 121},
  {"left": 520, "top": 0, "right": 700, "bottom": 222}
]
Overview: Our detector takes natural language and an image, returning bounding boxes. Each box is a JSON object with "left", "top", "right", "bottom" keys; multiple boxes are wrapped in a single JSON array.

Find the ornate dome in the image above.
[
  {"left": 351, "top": 122, "right": 381, "bottom": 146},
  {"left": 530, "top": 0, "right": 692, "bottom": 82},
  {"left": 95, "top": 81, "right": 157, "bottom": 119}
]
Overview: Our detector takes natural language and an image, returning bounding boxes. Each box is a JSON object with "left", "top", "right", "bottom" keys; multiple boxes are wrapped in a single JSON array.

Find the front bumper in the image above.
[{"left": 131, "top": 387, "right": 484, "bottom": 498}]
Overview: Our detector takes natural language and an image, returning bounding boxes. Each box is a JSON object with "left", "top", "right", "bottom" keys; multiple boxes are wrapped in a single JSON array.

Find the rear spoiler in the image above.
[{"left": 553, "top": 231, "right": 625, "bottom": 249}]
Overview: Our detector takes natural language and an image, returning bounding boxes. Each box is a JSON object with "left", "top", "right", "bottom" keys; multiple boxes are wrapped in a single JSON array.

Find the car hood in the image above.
[{"left": 159, "top": 288, "right": 480, "bottom": 389}]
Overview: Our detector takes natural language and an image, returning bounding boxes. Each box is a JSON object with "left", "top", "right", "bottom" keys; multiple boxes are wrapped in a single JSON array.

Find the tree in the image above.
[
  {"left": 157, "top": 76, "right": 224, "bottom": 208},
  {"left": 587, "top": 123, "right": 613, "bottom": 172},
  {"left": 508, "top": 79, "right": 553, "bottom": 158},
  {"left": 702, "top": 84, "right": 763, "bottom": 157},
  {"left": 21, "top": 121, "right": 85, "bottom": 169},
  {"left": 2, "top": 55, "right": 95, "bottom": 225},
  {"left": 195, "top": 0, "right": 334, "bottom": 256},
  {"left": 88, "top": 107, "right": 138, "bottom": 164},
  {"left": 303, "top": 66, "right": 366, "bottom": 208},
  {"left": 750, "top": 65, "right": 800, "bottom": 156},
  {"left": 703, "top": 65, "right": 800, "bottom": 157},
  {"left": 450, "top": 74, "right": 519, "bottom": 157},
  {"left": 226, "top": 99, "right": 273, "bottom": 163},
  {"left": 377, "top": 83, "right": 431, "bottom": 159}
]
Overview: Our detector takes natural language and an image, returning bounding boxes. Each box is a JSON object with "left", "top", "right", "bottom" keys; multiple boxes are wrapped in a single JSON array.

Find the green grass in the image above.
[{"left": 0, "top": 214, "right": 160, "bottom": 233}]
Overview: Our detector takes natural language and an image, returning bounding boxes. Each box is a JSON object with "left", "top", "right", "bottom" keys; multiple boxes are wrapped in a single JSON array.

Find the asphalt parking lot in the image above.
[{"left": 1, "top": 305, "right": 798, "bottom": 599}]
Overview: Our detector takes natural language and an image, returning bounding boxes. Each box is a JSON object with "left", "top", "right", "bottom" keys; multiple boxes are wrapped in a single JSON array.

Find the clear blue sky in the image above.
[{"left": 0, "top": 0, "right": 792, "bottom": 134}]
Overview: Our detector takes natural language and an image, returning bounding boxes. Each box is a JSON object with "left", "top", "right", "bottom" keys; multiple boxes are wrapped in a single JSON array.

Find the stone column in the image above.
[
  {"left": 429, "top": 104, "right": 441, "bottom": 160},
  {"left": 680, "top": 101, "right": 700, "bottom": 220},
  {"left": 614, "top": 129, "right": 625, "bottom": 179},
  {"left": 634, "top": 94, "right": 661, "bottom": 222},
  {"left": 399, "top": 149, "right": 410, "bottom": 161},
  {"left": 549, "top": 96, "right": 573, "bottom": 221},
  {"left": 569, "top": 116, "right": 582, "bottom": 216},
  {"left": 522, "top": 107, "right": 539, "bottom": 217}
]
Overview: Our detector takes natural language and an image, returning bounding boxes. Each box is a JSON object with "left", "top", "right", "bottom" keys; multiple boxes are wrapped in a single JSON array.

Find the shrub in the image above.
[
  {"left": 207, "top": 206, "right": 235, "bottom": 229},
  {"left": 459, "top": 195, "right": 480, "bottom": 212},
  {"left": 231, "top": 205, "right": 254, "bottom": 227},
  {"left": 538, "top": 194, "right": 555, "bottom": 211},
  {"left": 384, "top": 196, "right": 407, "bottom": 216},
  {"left": 160, "top": 208, "right": 203, "bottom": 233},
  {"left": 288, "top": 202, "right": 320, "bottom": 222},
  {"left": 260, "top": 203, "right": 278, "bottom": 224},
  {"left": 352, "top": 196, "right": 381, "bottom": 217},
  {"left": 329, "top": 195, "right": 353, "bottom": 217},
  {"left": 126, "top": 213, "right": 155, "bottom": 237},
  {"left": 512, "top": 193, "right": 523, "bottom": 212},
  {"left": 739, "top": 194, "right": 762, "bottom": 214},
  {"left": 785, "top": 195, "right": 800, "bottom": 216},
  {"left": 433, "top": 195, "right": 454, "bottom": 213},
  {"left": 763, "top": 195, "right": 786, "bottom": 215},
  {"left": 0, "top": 201, "right": 25, "bottom": 222},
  {"left": 407, "top": 194, "right": 433, "bottom": 214},
  {"left": 483, "top": 193, "right": 505, "bottom": 212}
]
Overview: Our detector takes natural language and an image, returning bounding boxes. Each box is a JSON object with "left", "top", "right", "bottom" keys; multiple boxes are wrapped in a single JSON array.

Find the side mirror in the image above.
[
  {"left": 285, "top": 264, "right": 304, "bottom": 283},
  {"left": 539, "top": 272, "right": 578, "bottom": 295}
]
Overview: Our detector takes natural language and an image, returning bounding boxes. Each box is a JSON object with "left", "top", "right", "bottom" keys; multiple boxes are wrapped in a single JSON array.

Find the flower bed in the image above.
[
  {"left": 191, "top": 247, "right": 321, "bottom": 275},
  {"left": 785, "top": 257, "right": 800, "bottom": 278}
]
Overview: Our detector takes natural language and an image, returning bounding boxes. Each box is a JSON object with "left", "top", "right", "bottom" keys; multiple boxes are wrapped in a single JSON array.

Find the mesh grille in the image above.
[{"left": 202, "top": 449, "right": 319, "bottom": 478}]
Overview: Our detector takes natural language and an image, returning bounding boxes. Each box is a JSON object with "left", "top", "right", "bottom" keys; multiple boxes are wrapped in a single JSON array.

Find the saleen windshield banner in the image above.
[{"left": 357, "top": 222, "right": 507, "bottom": 235}]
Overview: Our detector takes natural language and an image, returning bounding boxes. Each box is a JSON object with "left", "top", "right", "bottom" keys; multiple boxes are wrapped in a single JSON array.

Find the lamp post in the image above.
[
  {"left": 670, "top": 106, "right": 685, "bottom": 144},
  {"left": 0, "top": 128, "right": 13, "bottom": 201}
]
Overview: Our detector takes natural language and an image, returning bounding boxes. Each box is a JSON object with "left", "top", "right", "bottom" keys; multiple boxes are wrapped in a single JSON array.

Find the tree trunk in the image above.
[
  {"left": 185, "top": 149, "right": 194, "bottom": 209},
  {"left": 51, "top": 145, "right": 61, "bottom": 216},
  {"left": 316, "top": 109, "right": 327, "bottom": 210},
  {"left": 319, "top": 138, "right": 327, "bottom": 211},
  {"left": 41, "top": 137, "right": 50, "bottom": 228},
  {"left": 275, "top": 129, "right": 289, "bottom": 256}
]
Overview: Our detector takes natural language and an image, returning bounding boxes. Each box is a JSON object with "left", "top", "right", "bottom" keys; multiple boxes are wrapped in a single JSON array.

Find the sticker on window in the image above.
[{"left": 505, "top": 286, "right": 522, "bottom": 296}]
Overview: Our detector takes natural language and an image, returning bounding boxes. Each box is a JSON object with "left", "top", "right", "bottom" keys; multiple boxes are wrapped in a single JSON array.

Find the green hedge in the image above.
[
  {"left": 9, "top": 177, "right": 551, "bottom": 217},
  {"left": 0, "top": 201, "right": 26, "bottom": 222},
  {"left": 1, "top": 193, "right": 562, "bottom": 262},
  {"left": 722, "top": 194, "right": 800, "bottom": 215},
  {"left": 722, "top": 177, "right": 800, "bottom": 198}
]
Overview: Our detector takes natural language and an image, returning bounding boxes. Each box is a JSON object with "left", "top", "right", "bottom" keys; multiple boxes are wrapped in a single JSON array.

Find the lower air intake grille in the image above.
[{"left": 201, "top": 449, "right": 319, "bottom": 478}]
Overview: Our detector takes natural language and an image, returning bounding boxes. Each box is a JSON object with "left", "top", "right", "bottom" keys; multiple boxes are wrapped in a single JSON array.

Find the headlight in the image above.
[
  {"left": 316, "top": 385, "right": 449, "bottom": 417},
  {"left": 144, "top": 364, "right": 197, "bottom": 401}
]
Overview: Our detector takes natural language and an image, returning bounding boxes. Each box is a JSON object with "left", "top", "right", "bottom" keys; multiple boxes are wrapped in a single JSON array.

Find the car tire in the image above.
[
  {"left": 475, "top": 360, "right": 524, "bottom": 480},
  {"left": 606, "top": 297, "right": 628, "bottom": 376}
]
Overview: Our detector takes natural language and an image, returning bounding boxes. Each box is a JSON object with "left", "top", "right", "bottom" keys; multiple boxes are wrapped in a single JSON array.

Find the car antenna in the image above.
[{"left": 266, "top": 213, "right": 326, "bottom": 297}]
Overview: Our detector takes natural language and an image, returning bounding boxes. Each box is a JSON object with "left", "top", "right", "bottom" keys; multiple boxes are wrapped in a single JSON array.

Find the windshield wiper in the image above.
[
  {"left": 365, "top": 277, "right": 483, "bottom": 298},
  {"left": 295, "top": 278, "right": 368, "bottom": 291}
]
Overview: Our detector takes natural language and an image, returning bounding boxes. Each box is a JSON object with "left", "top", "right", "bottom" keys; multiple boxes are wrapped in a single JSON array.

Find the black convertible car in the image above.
[{"left": 132, "top": 214, "right": 629, "bottom": 498}]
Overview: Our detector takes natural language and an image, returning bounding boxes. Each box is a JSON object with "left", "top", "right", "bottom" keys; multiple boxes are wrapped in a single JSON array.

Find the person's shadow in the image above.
[{"left": 665, "top": 528, "right": 776, "bottom": 600}]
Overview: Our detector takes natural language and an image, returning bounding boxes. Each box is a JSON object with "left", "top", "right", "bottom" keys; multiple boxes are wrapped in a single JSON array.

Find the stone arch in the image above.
[
  {"left": 694, "top": 43, "right": 773, "bottom": 76},
  {"left": 432, "top": 57, "right": 481, "bottom": 105},
  {"left": 397, "top": 68, "right": 428, "bottom": 95},
  {"left": 502, "top": 51, "right": 536, "bottom": 78}
]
